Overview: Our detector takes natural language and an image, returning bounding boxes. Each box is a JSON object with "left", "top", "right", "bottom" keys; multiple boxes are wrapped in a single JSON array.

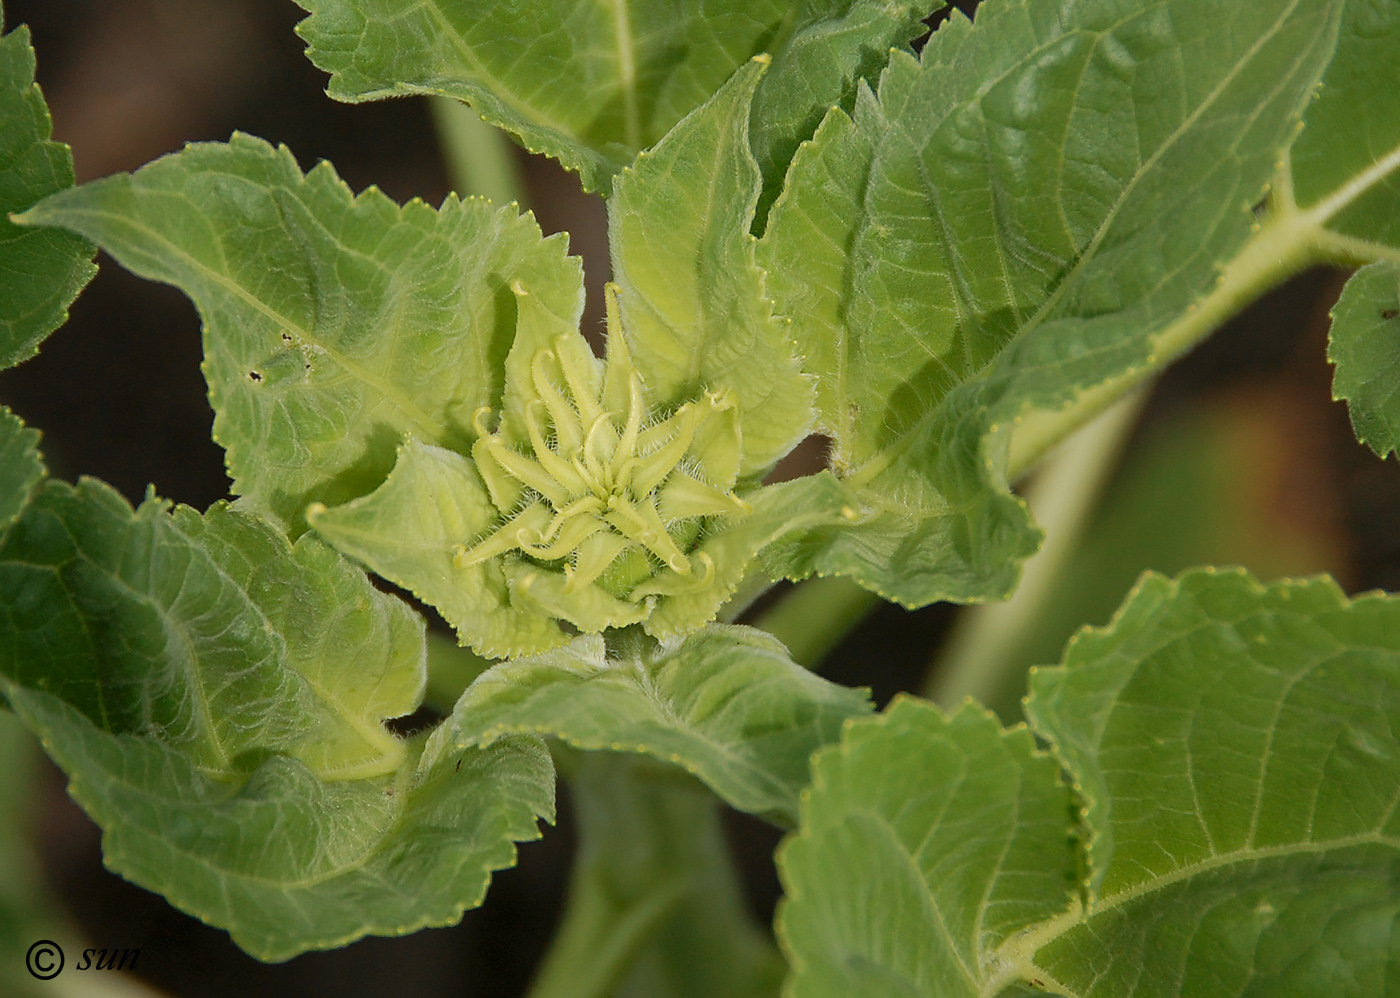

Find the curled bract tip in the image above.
[{"left": 459, "top": 290, "right": 751, "bottom": 639}]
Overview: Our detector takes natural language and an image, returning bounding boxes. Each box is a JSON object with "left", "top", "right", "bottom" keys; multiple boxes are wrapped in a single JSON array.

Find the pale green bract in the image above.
[
  {"left": 308, "top": 63, "right": 849, "bottom": 658},
  {"left": 780, "top": 569, "right": 1400, "bottom": 997}
]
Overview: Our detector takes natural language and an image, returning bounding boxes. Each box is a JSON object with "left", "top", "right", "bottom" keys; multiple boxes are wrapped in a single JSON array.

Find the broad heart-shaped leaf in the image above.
[
  {"left": 443, "top": 624, "right": 872, "bottom": 825},
  {"left": 780, "top": 568, "right": 1400, "bottom": 997},
  {"left": 1024, "top": 570, "right": 1400, "bottom": 996},
  {"left": 0, "top": 477, "right": 554, "bottom": 960},
  {"left": 1329, "top": 261, "right": 1400, "bottom": 459},
  {"left": 778, "top": 697, "right": 1076, "bottom": 998},
  {"left": 610, "top": 59, "right": 814, "bottom": 477},
  {"left": 529, "top": 753, "right": 784, "bottom": 998},
  {"left": 293, "top": 0, "right": 925, "bottom": 196},
  {"left": 0, "top": 407, "right": 41, "bottom": 536},
  {"left": 16, "top": 132, "right": 581, "bottom": 531},
  {"left": 757, "top": 0, "right": 1400, "bottom": 608},
  {"left": 0, "top": 12, "right": 95, "bottom": 370}
]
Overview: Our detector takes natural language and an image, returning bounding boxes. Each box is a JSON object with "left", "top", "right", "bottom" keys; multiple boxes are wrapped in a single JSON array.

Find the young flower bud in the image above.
[{"left": 457, "top": 282, "right": 751, "bottom": 633}]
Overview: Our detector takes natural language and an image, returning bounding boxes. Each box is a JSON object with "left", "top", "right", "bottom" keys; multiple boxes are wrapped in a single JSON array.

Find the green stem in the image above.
[
  {"left": 431, "top": 97, "right": 526, "bottom": 207},
  {"left": 525, "top": 753, "right": 782, "bottom": 998},
  {"left": 924, "top": 389, "right": 1148, "bottom": 716},
  {"left": 750, "top": 575, "right": 880, "bottom": 669}
]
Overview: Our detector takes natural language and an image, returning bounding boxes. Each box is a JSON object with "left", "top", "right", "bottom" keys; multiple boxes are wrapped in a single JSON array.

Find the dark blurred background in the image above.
[{"left": 0, "top": 1, "right": 1397, "bottom": 995}]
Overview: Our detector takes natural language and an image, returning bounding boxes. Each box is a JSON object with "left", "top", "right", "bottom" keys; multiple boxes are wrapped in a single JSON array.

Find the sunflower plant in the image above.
[{"left": 3, "top": 1, "right": 1400, "bottom": 995}]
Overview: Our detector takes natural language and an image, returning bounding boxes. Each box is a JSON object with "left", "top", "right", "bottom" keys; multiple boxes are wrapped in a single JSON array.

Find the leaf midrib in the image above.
[{"left": 981, "top": 829, "right": 1400, "bottom": 998}]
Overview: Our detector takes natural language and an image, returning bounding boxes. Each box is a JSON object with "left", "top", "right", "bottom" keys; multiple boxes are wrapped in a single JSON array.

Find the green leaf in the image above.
[
  {"left": 1025, "top": 570, "right": 1400, "bottom": 996},
  {"left": 748, "top": 0, "right": 930, "bottom": 229},
  {"left": 1302, "top": 0, "right": 1400, "bottom": 458},
  {"left": 293, "top": 0, "right": 923, "bottom": 195},
  {"left": 2, "top": 479, "right": 424, "bottom": 779},
  {"left": 0, "top": 407, "right": 41, "bottom": 537},
  {"left": 17, "top": 133, "right": 580, "bottom": 530},
  {"left": 0, "top": 478, "right": 553, "bottom": 960},
  {"left": 780, "top": 568, "right": 1400, "bottom": 996},
  {"left": 529, "top": 753, "right": 784, "bottom": 998},
  {"left": 778, "top": 697, "right": 1075, "bottom": 998},
  {"left": 1291, "top": 0, "right": 1400, "bottom": 249},
  {"left": 444, "top": 624, "right": 872, "bottom": 825},
  {"left": 0, "top": 12, "right": 95, "bottom": 370},
  {"left": 1328, "top": 260, "right": 1400, "bottom": 459},
  {"left": 610, "top": 59, "right": 814, "bottom": 477},
  {"left": 760, "top": 0, "right": 1387, "bottom": 607}
]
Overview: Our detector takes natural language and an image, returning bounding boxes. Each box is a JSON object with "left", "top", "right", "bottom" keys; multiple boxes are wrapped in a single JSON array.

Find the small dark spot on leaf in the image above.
[
  {"left": 455, "top": 758, "right": 462, "bottom": 773},
  {"left": 1250, "top": 193, "right": 1271, "bottom": 217},
  {"left": 281, "top": 332, "right": 293, "bottom": 344},
  {"left": 1382, "top": 308, "right": 1398, "bottom": 321},
  {"left": 248, "top": 371, "right": 262, "bottom": 382}
]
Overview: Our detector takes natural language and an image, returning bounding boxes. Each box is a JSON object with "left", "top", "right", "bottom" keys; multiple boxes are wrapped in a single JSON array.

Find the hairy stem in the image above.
[{"left": 525, "top": 753, "right": 782, "bottom": 998}]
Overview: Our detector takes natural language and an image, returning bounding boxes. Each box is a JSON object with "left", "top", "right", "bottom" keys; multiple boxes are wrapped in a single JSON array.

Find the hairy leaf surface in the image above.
[
  {"left": 759, "top": 0, "right": 1395, "bottom": 607},
  {"left": 445, "top": 625, "right": 872, "bottom": 825},
  {"left": 0, "top": 12, "right": 95, "bottom": 370},
  {"left": 748, "top": 0, "right": 928, "bottom": 226},
  {"left": 780, "top": 569, "right": 1400, "bottom": 996},
  {"left": 18, "top": 133, "right": 580, "bottom": 530},
  {"left": 294, "top": 0, "right": 924, "bottom": 195},
  {"left": 779, "top": 698, "right": 1074, "bottom": 998},
  {"left": 0, "top": 478, "right": 552, "bottom": 959}
]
